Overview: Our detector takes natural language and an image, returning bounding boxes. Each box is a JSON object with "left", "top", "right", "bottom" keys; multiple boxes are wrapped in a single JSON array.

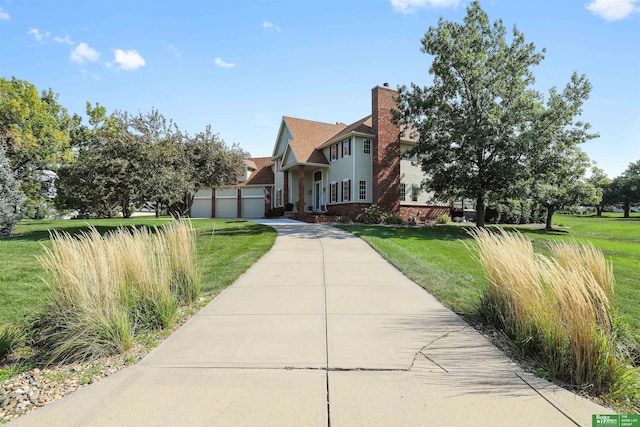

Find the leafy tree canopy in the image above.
[
  {"left": 0, "top": 77, "right": 75, "bottom": 207},
  {"left": 394, "top": 0, "right": 595, "bottom": 227}
]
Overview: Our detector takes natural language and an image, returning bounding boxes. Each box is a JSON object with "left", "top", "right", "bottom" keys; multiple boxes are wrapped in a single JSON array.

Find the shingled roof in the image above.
[
  {"left": 318, "top": 115, "right": 373, "bottom": 148},
  {"left": 239, "top": 157, "right": 274, "bottom": 186},
  {"left": 283, "top": 116, "right": 346, "bottom": 165}
]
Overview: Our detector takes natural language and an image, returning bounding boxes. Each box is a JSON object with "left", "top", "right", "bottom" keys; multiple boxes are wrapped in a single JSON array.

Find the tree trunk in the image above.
[
  {"left": 475, "top": 196, "right": 485, "bottom": 228},
  {"left": 596, "top": 205, "right": 602, "bottom": 217},
  {"left": 155, "top": 201, "right": 160, "bottom": 218},
  {"left": 545, "top": 206, "right": 554, "bottom": 231},
  {"left": 623, "top": 201, "right": 631, "bottom": 218}
]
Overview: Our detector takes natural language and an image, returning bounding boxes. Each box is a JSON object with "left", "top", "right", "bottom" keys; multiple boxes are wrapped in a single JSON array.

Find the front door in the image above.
[{"left": 313, "top": 171, "right": 322, "bottom": 211}]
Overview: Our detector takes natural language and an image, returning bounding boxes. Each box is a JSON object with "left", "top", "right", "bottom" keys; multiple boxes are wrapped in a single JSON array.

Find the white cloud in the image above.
[
  {"left": 27, "top": 28, "right": 50, "bottom": 42},
  {"left": 0, "top": 8, "right": 9, "bottom": 21},
  {"left": 113, "top": 48, "right": 146, "bottom": 70},
  {"left": 585, "top": 0, "right": 639, "bottom": 21},
  {"left": 262, "top": 20, "right": 281, "bottom": 32},
  {"left": 214, "top": 57, "right": 235, "bottom": 68},
  {"left": 167, "top": 44, "right": 181, "bottom": 58},
  {"left": 53, "top": 34, "right": 75, "bottom": 45},
  {"left": 70, "top": 42, "right": 100, "bottom": 64},
  {"left": 390, "top": 0, "right": 460, "bottom": 14}
]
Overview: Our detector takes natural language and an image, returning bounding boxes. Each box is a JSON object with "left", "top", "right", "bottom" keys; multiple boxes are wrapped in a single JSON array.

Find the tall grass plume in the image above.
[
  {"left": 468, "top": 228, "right": 635, "bottom": 403},
  {"left": 33, "top": 219, "right": 199, "bottom": 365}
]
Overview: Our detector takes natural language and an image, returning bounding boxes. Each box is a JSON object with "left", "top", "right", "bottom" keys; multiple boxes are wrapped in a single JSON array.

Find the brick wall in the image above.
[
  {"left": 372, "top": 84, "right": 401, "bottom": 213},
  {"left": 399, "top": 205, "right": 451, "bottom": 222}
]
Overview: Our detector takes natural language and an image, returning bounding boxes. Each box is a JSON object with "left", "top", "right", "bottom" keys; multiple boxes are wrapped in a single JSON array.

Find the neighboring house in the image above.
[{"left": 192, "top": 84, "right": 449, "bottom": 221}]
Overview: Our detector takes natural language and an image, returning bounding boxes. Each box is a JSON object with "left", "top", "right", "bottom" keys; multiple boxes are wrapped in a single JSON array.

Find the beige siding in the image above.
[
  {"left": 354, "top": 137, "right": 373, "bottom": 202},
  {"left": 400, "top": 143, "right": 436, "bottom": 205},
  {"left": 191, "top": 199, "right": 211, "bottom": 218}
]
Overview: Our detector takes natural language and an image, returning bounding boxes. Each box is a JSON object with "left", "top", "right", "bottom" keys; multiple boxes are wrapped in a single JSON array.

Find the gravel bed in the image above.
[{"left": 0, "top": 345, "right": 149, "bottom": 423}]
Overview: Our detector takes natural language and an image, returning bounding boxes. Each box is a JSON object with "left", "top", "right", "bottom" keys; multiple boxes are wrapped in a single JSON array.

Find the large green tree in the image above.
[
  {"left": 166, "top": 126, "right": 247, "bottom": 216},
  {"left": 394, "top": 1, "right": 594, "bottom": 227},
  {"left": 56, "top": 104, "right": 146, "bottom": 217},
  {"left": 530, "top": 146, "right": 597, "bottom": 230},
  {"left": 0, "top": 77, "right": 75, "bottom": 214},
  {"left": 57, "top": 105, "right": 247, "bottom": 218},
  {"left": 604, "top": 160, "right": 640, "bottom": 218},
  {"left": 587, "top": 165, "right": 611, "bottom": 216}
]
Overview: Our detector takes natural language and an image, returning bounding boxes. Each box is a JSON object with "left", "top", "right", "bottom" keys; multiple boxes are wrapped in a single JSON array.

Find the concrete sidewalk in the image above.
[{"left": 14, "top": 221, "right": 609, "bottom": 426}]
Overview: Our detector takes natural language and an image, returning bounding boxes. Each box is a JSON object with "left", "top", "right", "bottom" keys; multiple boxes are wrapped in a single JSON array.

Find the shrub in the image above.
[
  {"left": 338, "top": 216, "right": 352, "bottom": 224},
  {"left": 485, "top": 200, "right": 545, "bottom": 224},
  {"left": 266, "top": 207, "right": 285, "bottom": 217},
  {"left": 452, "top": 216, "right": 464, "bottom": 223},
  {"left": 0, "top": 323, "right": 22, "bottom": 360},
  {"left": 435, "top": 214, "right": 451, "bottom": 224},
  {"left": 468, "top": 228, "right": 632, "bottom": 396},
  {"left": 355, "top": 204, "right": 385, "bottom": 224},
  {"left": 33, "top": 219, "right": 199, "bottom": 364},
  {"left": 383, "top": 214, "right": 404, "bottom": 225},
  {"left": 0, "top": 145, "right": 24, "bottom": 238}
]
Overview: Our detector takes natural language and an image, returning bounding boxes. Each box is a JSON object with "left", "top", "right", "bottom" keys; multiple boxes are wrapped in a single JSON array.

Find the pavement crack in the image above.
[
  {"left": 515, "top": 373, "right": 582, "bottom": 427},
  {"left": 408, "top": 325, "right": 469, "bottom": 371}
]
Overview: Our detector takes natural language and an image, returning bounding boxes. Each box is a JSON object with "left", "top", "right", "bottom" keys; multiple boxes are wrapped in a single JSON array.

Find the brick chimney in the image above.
[{"left": 372, "top": 84, "right": 401, "bottom": 213}]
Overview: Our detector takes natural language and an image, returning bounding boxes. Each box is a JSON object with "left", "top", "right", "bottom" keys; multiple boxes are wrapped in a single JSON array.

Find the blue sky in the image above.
[{"left": 1, "top": 0, "right": 638, "bottom": 178}]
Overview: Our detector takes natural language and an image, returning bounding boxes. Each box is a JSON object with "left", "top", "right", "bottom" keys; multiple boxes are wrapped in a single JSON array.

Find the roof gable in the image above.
[
  {"left": 318, "top": 115, "right": 374, "bottom": 148},
  {"left": 240, "top": 157, "right": 274, "bottom": 186},
  {"left": 283, "top": 116, "right": 346, "bottom": 165}
]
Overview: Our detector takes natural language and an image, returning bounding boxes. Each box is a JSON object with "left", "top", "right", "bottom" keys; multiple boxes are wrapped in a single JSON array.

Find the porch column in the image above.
[
  {"left": 298, "top": 165, "right": 305, "bottom": 215},
  {"left": 283, "top": 171, "right": 289, "bottom": 208}
]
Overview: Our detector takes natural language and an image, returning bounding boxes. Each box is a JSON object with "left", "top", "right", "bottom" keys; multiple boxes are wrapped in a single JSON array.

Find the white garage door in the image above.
[
  {"left": 241, "top": 198, "right": 264, "bottom": 218},
  {"left": 241, "top": 188, "right": 265, "bottom": 218},
  {"left": 191, "top": 189, "right": 212, "bottom": 218},
  {"left": 215, "top": 189, "right": 238, "bottom": 218}
]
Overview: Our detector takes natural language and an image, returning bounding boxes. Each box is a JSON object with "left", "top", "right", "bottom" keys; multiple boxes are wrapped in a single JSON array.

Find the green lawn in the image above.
[
  {"left": 339, "top": 213, "right": 640, "bottom": 333},
  {"left": 0, "top": 218, "right": 277, "bottom": 326}
]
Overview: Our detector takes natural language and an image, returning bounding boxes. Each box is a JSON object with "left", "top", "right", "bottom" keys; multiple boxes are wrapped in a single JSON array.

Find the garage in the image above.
[
  {"left": 215, "top": 189, "right": 239, "bottom": 218},
  {"left": 189, "top": 157, "right": 274, "bottom": 219},
  {"left": 241, "top": 188, "right": 266, "bottom": 218},
  {"left": 191, "top": 189, "right": 213, "bottom": 218}
]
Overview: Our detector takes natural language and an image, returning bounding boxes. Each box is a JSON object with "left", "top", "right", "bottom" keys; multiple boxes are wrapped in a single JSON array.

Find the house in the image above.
[{"left": 192, "top": 84, "right": 449, "bottom": 221}]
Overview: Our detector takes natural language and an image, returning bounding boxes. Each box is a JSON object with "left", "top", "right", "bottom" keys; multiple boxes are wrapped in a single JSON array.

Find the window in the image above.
[
  {"left": 330, "top": 145, "right": 338, "bottom": 161},
  {"left": 330, "top": 182, "right": 337, "bottom": 203},
  {"left": 411, "top": 184, "right": 419, "bottom": 202},
  {"left": 400, "top": 183, "right": 406, "bottom": 201},
  {"left": 276, "top": 188, "right": 283, "bottom": 206},
  {"left": 359, "top": 180, "right": 367, "bottom": 200},
  {"left": 342, "top": 179, "right": 351, "bottom": 202},
  {"left": 363, "top": 139, "right": 371, "bottom": 155},
  {"left": 314, "top": 171, "right": 322, "bottom": 181},
  {"left": 342, "top": 138, "right": 351, "bottom": 157}
]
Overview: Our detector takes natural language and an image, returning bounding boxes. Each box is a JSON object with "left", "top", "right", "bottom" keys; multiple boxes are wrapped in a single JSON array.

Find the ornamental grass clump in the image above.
[
  {"left": 468, "top": 228, "right": 629, "bottom": 397},
  {"left": 34, "top": 219, "right": 199, "bottom": 365}
]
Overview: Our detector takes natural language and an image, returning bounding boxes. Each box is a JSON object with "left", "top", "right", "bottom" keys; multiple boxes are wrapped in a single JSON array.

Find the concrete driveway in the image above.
[{"left": 13, "top": 221, "right": 609, "bottom": 426}]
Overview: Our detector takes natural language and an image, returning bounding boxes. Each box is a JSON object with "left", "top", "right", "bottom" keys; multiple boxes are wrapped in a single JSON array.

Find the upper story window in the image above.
[
  {"left": 342, "top": 138, "right": 351, "bottom": 157},
  {"left": 363, "top": 139, "right": 371, "bottom": 155},
  {"left": 330, "top": 145, "right": 338, "bottom": 161},
  {"left": 400, "top": 183, "right": 406, "bottom": 201},
  {"left": 411, "top": 184, "right": 419, "bottom": 202}
]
